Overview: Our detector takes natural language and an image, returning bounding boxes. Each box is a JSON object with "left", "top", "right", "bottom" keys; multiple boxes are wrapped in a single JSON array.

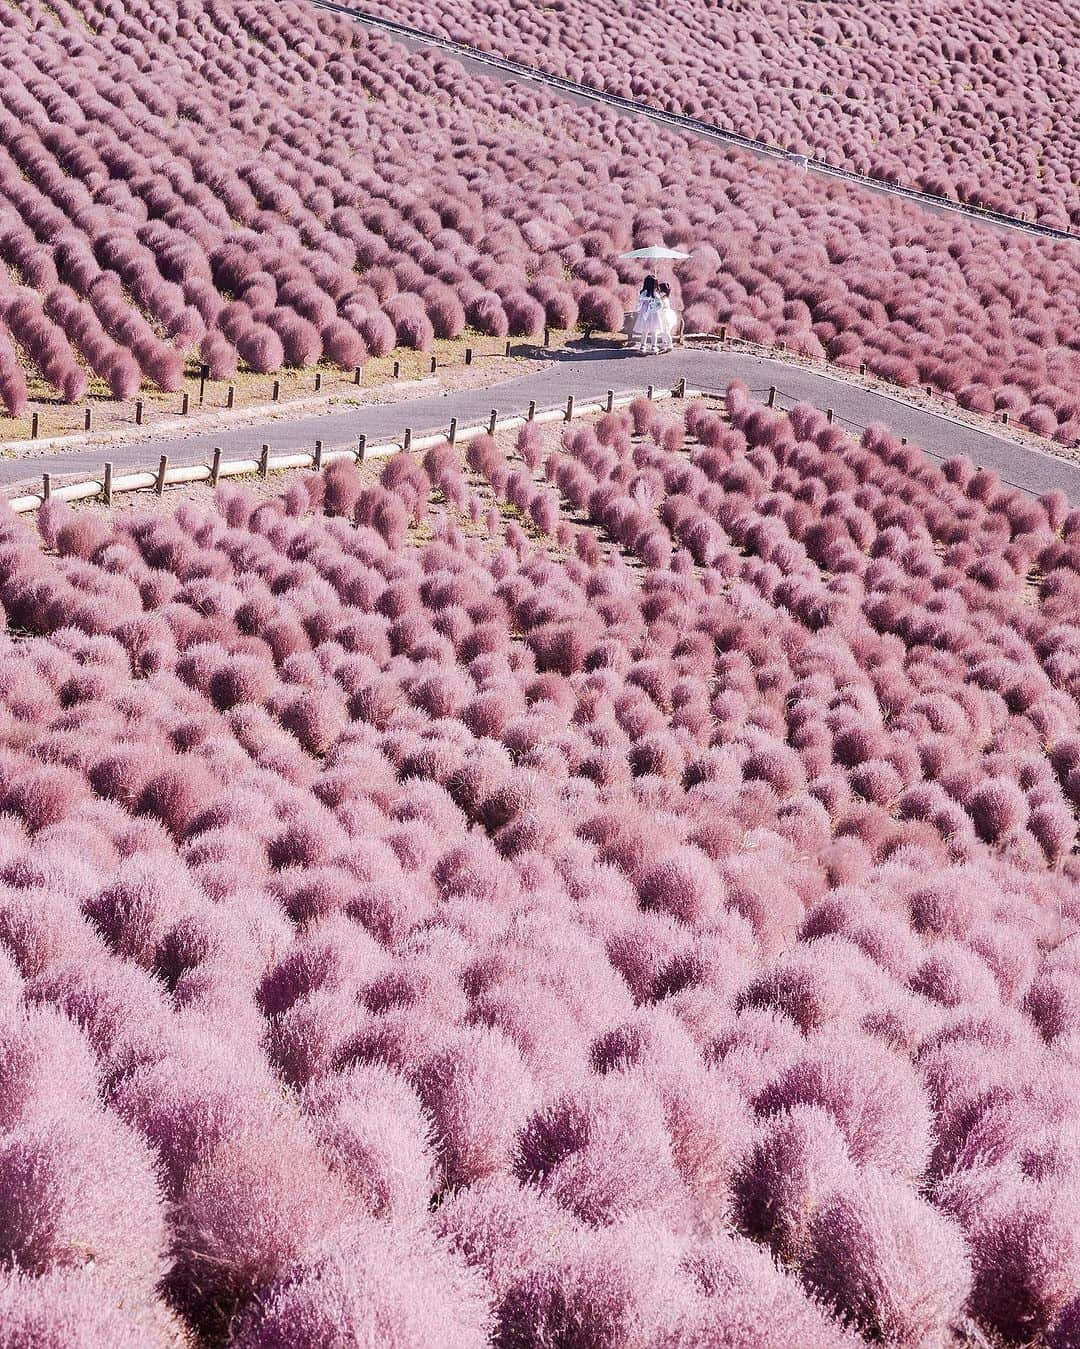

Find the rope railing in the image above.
[
  {"left": 311, "top": 0, "right": 1079, "bottom": 245},
  {"left": 5, "top": 382, "right": 689, "bottom": 515}
]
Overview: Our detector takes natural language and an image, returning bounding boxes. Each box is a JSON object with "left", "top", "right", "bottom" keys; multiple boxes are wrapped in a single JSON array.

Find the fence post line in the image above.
[
  {"left": 565, "top": 394, "right": 574, "bottom": 422},
  {"left": 767, "top": 386, "right": 777, "bottom": 407},
  {"left": 210, "top": 448, "right": 222, "bottom": 487},
  {"left": 42, "top": 472, "right": 51, "bottom": 501},
  {"left": 527, "top": 401, "right": 535, "bottom": 421},
  {"left": 448, "top": 417, "right": 457, "bottom": 445},
  {"left": 357, "top": 434, "right": 366, "bottom": 463},
  {"left": 155, "top": 455, "right": 168, "bottom": 496},
  {"left": 313, "top": 440, "right": 323, "bottom": 471},
  {"left": 30, "top": 412, "right": 39, "bottom": 440},
  {"left": 488, "top": 409, "right": 497, "bottom": 434},
  {"left": 102, "top": 462, "right": 112, "bottom": 506},
  {"left": 259, "top": 444, "right": 270, "bottom": 478}
]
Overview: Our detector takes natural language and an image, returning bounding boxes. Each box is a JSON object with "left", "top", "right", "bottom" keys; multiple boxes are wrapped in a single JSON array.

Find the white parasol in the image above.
[{"left": 618, "top": 246, "right": 692, "bottom": 260}]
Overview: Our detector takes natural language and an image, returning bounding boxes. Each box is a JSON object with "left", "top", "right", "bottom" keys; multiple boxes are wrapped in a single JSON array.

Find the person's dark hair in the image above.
[
  {"left": 640, "top": 276, "right": 657, "bottom": 298},
  {"left": 658, "top": 283, "right": 671, "bottom": 297}
]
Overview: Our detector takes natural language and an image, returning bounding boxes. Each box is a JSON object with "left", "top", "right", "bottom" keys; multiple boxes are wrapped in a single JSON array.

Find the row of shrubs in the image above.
[{"left": 0, "top": 388, "right": 1078, "bottom": 1342}]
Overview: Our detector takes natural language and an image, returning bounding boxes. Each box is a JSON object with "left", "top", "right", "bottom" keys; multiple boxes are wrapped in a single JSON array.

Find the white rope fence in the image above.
[{"left": 6, "top": 380, "right": 694, "bottom": 515}]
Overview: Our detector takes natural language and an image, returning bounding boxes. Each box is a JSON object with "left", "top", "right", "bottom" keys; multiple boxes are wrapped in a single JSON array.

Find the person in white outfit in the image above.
[
  {"left": 657, "top": 283, "right": 677, "bottom": 352},
  {"left": 632, "top": 275, "right": 661, "bottom": 353}
]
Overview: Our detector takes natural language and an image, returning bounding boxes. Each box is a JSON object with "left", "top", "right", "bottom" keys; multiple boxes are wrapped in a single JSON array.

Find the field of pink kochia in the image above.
[
  {"left": 366, "top": 0, "right": 1080, "bottom": 231},
  {"left": 0, "top": 0, "right": 1078, "bottom": 446},
  {"left": 1, "top": 388, "right": 1079, "bottom": 1344}
]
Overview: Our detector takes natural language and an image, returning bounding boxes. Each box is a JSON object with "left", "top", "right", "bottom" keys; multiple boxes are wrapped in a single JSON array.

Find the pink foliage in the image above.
[{"left": 0, "top": 371, "right": 1075, "bottom": 1345}]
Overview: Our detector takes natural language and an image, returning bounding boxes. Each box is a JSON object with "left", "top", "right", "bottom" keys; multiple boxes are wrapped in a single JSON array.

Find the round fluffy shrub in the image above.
[{"left": 803, "top": 1171, "right": 972, "bottom": 1343}]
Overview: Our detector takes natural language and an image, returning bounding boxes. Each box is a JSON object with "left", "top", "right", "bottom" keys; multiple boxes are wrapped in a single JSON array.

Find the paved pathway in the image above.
[
  {"left": 311, "top": 1, "right": 1077, "bottom": 246},
  {"left": 4, "top": 347, "right": 1078, "bottom": 501}
]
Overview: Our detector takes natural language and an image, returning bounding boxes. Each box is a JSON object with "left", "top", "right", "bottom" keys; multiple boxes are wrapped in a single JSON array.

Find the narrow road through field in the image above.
[
  {"left": 5, "top": 346, "right": 1078, "bottom": 501},
  {"left": 310, "top": 0, "right": 1078, "bottom": 246}
]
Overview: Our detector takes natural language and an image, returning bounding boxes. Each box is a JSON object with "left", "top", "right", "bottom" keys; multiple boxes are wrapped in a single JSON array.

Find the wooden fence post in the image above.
[
  {"left": 646, "top": 385, "right": 654, "bottom": 401},
  {"left": 313, "top": 440, "right": 323, "bottom": 471},
  {"left": 30, "top": 412, "right": 38, "bottom": 440},
  {"left": 259, "top": 444, "right": 269, "bottom": 478},
  {"left": 354, "top": 366, "right": 363, "bottom": 385},
  {"left": 674, "top": 378, "right": 686, "bottom": 398},
  {"left": 155, "top": 455, "right": 168, "bottom": 495},
  {"left": 210, "top": 447, "right": 222, "bottom": 487},
  {"left": 403, "top": 428, "right": 412, "bottom": 452},
  {"left": 465, "top": 347, "right": 473, "bottom": 366},
  {"left": 199, "top": 363, "right": 209, "bottom": 404},
  {"left": 430, "top": 356, "right": 437, "bottom": 374},
  {"left": 271, "top": 380, "right": 280, "bottom": 403},
  {"left": 392, "top": 360, "right": 400, "bottom": 379},
  {"left": 527, "top": 401, "right": 535, "bottom": 422},
  {"left": 135, "top": 399, "right": 144, "bottom": 425},
  {"left": 605, "top": 390, "right": 614, "bottom": 412},
  {"left": 314, "top": 371, "right": 322, "bottom": 393},
  {"left": 504, "top": 340, "right": 511, "bottom": 357},
  {"left": 565, "top": 395, "right": 574, "bottom": 422},
  {"left": 226, "top": 385, "right": 235, "bottom": 410},
  {"left": 448, "top": 417, "right": 457, "bottom": 445},
  {"left": 357, "top": 435, "right": 366, "bottom": 463},
  {"left": 767, "top": 386, "right": 777, "bottom": 407},
  {"left": 102, "top": 462, "right": 112, "bottom": 506},
  {"left": 488, "top": 409, "right": 497, "bottom": 434},
  {"left": 42, "top": 472, "right": 50, "bottom": 501},
  {"left": 181, "top": 392, "right": 190, "bottom": 416},
  {"left": 826, "top": 409, "right": 834, "bottom": 424},
  {"left": 84, "top": 406, "right": 92, "bottom": 431}
]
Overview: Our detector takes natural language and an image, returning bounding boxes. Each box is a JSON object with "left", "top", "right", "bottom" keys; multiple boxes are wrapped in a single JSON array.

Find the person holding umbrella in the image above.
[
  {"left": 619, "top": 246, "right": 691, "bottom": 352},
  {"left": 631, "top": 274, "right": 660, "bottom": 352}
]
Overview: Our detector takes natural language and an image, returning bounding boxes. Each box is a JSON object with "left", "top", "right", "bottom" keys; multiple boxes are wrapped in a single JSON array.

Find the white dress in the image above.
[
  {"left": 657, "top": 297, "right": 676, "bottom": 349},
  {"left": 633, "top": 295, "right": 661, "bottom": 349}
]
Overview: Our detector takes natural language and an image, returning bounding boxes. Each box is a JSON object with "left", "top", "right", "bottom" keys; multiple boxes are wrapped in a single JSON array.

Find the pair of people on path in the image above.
[{"left": 632, "top": 275, "right": 676, "bottom": 353}]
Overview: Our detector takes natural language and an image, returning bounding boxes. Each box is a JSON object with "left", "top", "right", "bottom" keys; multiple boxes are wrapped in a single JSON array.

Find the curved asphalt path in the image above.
[{"left": 4, "top": 346, "right": 1078, "bottom": 501}]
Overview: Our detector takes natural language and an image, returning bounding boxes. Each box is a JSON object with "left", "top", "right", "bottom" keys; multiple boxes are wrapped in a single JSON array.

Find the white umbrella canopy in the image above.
[{"left": 618, "top": 246, "right": 692, "bottom": 260}]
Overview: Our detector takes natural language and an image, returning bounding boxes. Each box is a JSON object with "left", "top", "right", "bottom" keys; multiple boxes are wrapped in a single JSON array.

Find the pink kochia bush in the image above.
[
  {"left": 0, "top": 0, "right": 1076, "bottom": 437},
  {"left": 1, "top": 386, "right": 1080, "bottom": 1342},
  {"left": 367, "top": 0, "right": 1080, "bottom": 232}
]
